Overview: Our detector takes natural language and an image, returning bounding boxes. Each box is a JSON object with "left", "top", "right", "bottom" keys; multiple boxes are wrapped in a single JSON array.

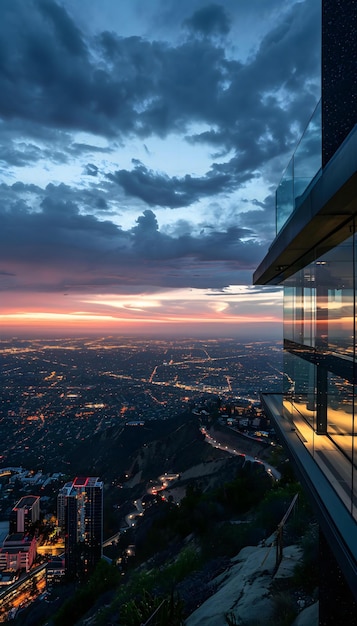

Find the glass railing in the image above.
[{"left": 276, "top": 100, "right": 321, "bottom": 233}]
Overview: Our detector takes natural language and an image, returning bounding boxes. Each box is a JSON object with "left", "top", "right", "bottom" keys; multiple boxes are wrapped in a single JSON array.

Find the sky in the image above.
[{"left": 0, "top": 0, "right": 321, "bottom": 338}]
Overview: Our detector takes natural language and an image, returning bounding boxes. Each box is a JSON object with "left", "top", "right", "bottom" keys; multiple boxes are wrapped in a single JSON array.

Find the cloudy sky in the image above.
[{"left": 0, "top": 0, "right": 320, "bottom": 338}]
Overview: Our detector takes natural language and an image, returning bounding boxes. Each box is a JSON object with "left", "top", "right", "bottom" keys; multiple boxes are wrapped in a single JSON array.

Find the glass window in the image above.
[
  {"left": 294, "top": 101, "right": 322, "bottom": 205},
  {"left": 276, "top": 159, "right": 293, "bottom": 233},
  {"left": 327, "top": 372, "right": 354, "bottom": 462},
  {"left": 316, "top": 235, "right": 354, "bottom": 357},
  {"left": 284, "top": 269, "right": 316, "bottom": 347},
  {"left": 276, "top": 101, "right": 322, "bottom": 233},
  {"left": 283, "top": 350, "right": 316, "bottom": 430},
  {"left": 284, "top": 232, "right": 355, "bottom": 358},
  {"left": 283, "top": 286, "right": 295, "bottom": 342},
  {"left": 282, "top": 222, "right": 356, "bottom": 517}
]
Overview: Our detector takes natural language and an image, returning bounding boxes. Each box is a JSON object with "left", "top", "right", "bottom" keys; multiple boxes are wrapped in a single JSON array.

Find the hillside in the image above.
[
  {"left": 12, "top": 415, "right": 317, "bottom": 626},
  {"left": 65, "top": 411, "right": 227, "bottom": 480}
]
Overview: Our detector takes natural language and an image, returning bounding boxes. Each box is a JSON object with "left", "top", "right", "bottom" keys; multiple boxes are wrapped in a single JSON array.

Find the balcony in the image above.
[
  {"left": 260, "top": 392, "right": 357, "bottom": 597},
  {"left": 276, "top": 101, "right": 322, "bottom": 233}
]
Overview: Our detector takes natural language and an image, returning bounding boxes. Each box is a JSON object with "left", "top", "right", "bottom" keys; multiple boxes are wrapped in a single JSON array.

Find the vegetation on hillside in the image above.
[
  {"left": 12, "top": 415, "right": 318, "bottom": 626},
  {"left": 45, "top": 454, "right": 316, "bottom": 626}
]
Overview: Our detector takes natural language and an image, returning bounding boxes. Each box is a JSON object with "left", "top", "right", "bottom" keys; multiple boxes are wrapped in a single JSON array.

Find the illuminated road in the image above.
[
  {"left": 201, "top": 427, "right": 281, "bottom": 480},
  {"left": 0, "top": 564, "right": 47, "bottom": 623}
]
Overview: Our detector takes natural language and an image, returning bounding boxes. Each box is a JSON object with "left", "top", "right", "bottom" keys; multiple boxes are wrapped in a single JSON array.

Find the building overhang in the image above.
[
  {"left": 261, "top": 393, "right": 357, "bottom": 601},
  {"left": 254, "top": 125, "right": 357, "bottom": 285}
]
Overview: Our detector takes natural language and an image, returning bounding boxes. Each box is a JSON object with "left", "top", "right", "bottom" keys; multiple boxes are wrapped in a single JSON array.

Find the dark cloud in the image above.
[
  {"left": 84, "top": 163, "right": 99, "bottom": 177},
  {"left": 37, "top": 0, "right": 87, "bottom": 57},
  {"left": 0, "top": 0, "right": 319, "bottom": 150},
  {"left": 0, "top": 181, "right": 111, "bottom": 226},
  {"left": 69, "top": 143, "right": 112, "bottom": 156},
  {"left": 0, "top": 193, "right": 265, "bottom": 291},
  {"left": 0, "top": 270, "right": 16, "bottom": 277},
  {"left": 129, "top": 210, "right": 261, "bottom": 269},
  {"left": 0, "top": 136, "right": 71, "bottom": 169},
  {"left": 7, "top": 182, "right": 44, "bottom": 195},
  {"left": 107, "top": 160, "right": 232, "bottom": 208},
  {"left": 134, "top": 209, "right": 159, "bottom": 234},
  {"left": 183, "top": 4, "right": 231, "bottom": 37},
  {"left": 0, "top": 143, "right": 44, "bottom": 167},
  {"left": 43, "top": 182, "right": 110, "bottom": 214}
]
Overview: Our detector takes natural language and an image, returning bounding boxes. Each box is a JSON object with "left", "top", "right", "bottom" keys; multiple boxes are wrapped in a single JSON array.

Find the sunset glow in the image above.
[{"left": 0, "top": 286, "right": 283, "bottom": 337}]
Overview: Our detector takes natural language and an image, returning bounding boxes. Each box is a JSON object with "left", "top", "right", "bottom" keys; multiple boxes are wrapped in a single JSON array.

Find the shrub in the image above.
[
  {"left": 271, "top": 591, "right": 298, "bottom": 626},
  {"left": 293, "top": 524, "right": 319, "bottom": 592}
]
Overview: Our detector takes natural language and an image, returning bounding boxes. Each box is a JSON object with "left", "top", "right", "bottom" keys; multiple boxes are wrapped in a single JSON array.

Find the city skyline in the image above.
[{"left": 0, "top": 0, "right": 320, "bottom": 337}]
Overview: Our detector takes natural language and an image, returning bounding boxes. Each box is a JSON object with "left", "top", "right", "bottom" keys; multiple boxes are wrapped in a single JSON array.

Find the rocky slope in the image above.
[{"left": 185, "top": 534, "right": 318, "bottom": 626}]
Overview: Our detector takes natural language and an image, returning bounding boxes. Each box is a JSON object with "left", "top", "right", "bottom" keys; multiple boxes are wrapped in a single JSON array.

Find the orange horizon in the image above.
[
  {"left": 0, "top": 311, "right": 282, "bottom": 340},
  {"left": 0, "top": 286, "right": 283, "bottom": 337}
]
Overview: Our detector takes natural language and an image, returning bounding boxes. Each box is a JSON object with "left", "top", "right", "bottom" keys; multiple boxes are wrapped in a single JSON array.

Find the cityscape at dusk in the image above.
[
  {"left": 0, "top": 336, "right": 283, "bottom": 471},
  {"left": 0, "top": 0, "right": 320, "bottom": 337},
  {"left": 0, "top": 335, "right": 284, "bottom": 621},
  {"left": 0, "top": 0, "right": 356, "bottom": 623}
]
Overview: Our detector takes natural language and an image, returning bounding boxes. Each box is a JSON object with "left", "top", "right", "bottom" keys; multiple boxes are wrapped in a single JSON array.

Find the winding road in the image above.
[{"left": 201, "top": 427, "right": 281, "bottom": 481}]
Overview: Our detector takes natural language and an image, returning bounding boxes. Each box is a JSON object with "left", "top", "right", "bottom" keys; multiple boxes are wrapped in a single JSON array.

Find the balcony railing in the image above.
[{"left": 276, "top": 100, "right": 322, "bottom": 233}]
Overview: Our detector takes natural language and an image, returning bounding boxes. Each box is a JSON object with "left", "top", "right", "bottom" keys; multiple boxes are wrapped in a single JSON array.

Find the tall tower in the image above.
[
  {"left": 58, "top": 476, "right": 103, "bottom": 578},
  {"left": 254, "top": 1, "right": 356, "bottom": 623}
]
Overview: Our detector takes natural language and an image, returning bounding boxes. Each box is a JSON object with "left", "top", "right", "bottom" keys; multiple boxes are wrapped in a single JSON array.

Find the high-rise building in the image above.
[
  {"left": 9, "top": 495, "right": 40, "bottom": 535},
  {"left": 253, "top": 1, "right": 356, "bottom": 624},
  {"left": 58, "top": 476, "right": 103, "bottom": 578}
]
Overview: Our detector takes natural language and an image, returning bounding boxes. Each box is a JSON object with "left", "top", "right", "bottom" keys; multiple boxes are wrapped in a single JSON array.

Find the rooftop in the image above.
[
  {"left": 13, "top": 495, "right": 40, "bottom": 509},
  {"left": 73, "top": 476, "right": 102, "bottom": 488}
]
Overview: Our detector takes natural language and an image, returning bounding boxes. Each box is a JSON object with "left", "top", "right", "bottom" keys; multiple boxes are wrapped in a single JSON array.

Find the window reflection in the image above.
[
  {"left": 283, "top": 222, "right": 356, "bottom": 517},
  {"left": 284, "top": 233, "right": 355, "bottom": 358},
  {"left": 317, "top": 237, "right": 354, "bottom": 356},
  {"left": 327, "top": 372, "right": 354, "bottom": 462},
  {"left": 283, "top": 350, "right": 316, "bottom": 430}
]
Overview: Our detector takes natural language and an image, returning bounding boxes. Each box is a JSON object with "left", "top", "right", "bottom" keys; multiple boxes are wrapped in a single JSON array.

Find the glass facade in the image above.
[
  {"left": 284, "top": 233, "right": 355, "bottom": 356},
  {"left": 283, "top": 223, "right": 356, "bottom": 517},
  {"left": 255, "top": 1, "right": 357, "bottom": 605}
]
